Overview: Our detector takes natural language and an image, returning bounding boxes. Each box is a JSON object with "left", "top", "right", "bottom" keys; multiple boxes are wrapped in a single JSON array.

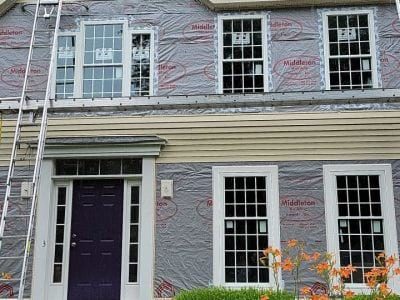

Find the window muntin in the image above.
[
  {"left": 56, "top": 36, "right": 75, "bottom": 99},
  {"left": 220, "top": 17, "right": 265, "bottom": 94},
  {"left": 336, "top": 175, "right": 384, "bottom": 283},
  {"left": 83, "top": 24, "right": 123, "bottom": 98},
  {"left": 224, "top": 176, "right": 269, "bottom": 283},
  {"left": 131, "top": 34, "right": 151, "bottom": 96},
  {"left": 52, "top": 186, "right": 67, "bottom": 283},
  {"left": 325, "top": 12, "right": 375, "bottom": 90}
]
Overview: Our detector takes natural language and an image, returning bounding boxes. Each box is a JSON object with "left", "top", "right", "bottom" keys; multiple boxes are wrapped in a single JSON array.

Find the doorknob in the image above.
[
  {"left": 72, "top": 234, "right": 77, "bottom": 238},
  {"left": 71, "top": 242, "right": 77, "bottom": 248}
]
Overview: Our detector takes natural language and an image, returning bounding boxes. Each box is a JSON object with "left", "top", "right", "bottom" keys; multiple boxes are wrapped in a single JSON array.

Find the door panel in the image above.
[{"left": 68, "top": 180, "right": 124, "bottom": 300}]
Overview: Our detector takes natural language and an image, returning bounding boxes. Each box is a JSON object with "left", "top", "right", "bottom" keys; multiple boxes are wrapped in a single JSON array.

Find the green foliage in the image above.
[
  {"left": 352, "top": 296, "right": 400, "bottom": 300},
  {"left": 173, "top": 287, "right": 293, "bottom": 300}
]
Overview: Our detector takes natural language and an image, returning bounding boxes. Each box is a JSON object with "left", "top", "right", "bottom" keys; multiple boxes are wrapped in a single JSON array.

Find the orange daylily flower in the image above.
[
  {"left": 263, "top": 247, "right": 281, "bottom": 257},
  {"left": 301, "top": 287, "right": 312, "bottom": 295},
  {"left": 394, "top": 268, "right": 400, "bottom": 275},
  {"left": 311, "top": 294, "right": 329, "bottom": 300},
  {"left": 300, "top": 252, "right": 311, "bottom": 261},
  {"left": 260, "top": 295, "right": 269, "bottom": 300},
  {"left": 311, "top": 252, "right": 321, "bottom": 261},
  {"left": 315, "top": 262, "right": 330, "bottom": 274},
  {"left": 287, "top": 239, "right": 298, "bottom": 248},
  {"left": 1, "top": 273, "right": 12, "bottom": 280},
  {"left": 340, "top": 265, "right": 357, "bottom": 279},
  {"left": 379, "top": 283, "right": 391, "bottom": 296},
  {"left": 344, "top": 290, "right": 355, "bottom": 299},
  {"left": 282, "top": 258, "right": 295, "bottom": 272},
  {"left": 386, "top": 255, "right": 396, "bottom": 267}
]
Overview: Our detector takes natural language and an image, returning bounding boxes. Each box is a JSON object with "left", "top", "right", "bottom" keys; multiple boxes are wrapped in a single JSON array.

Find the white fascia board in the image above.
[
  {"left": 0, "top": 0, "right": 16, "bottom": 15},
  {"left": 201, "top": 0, "right": 391, "bottom": 10}
]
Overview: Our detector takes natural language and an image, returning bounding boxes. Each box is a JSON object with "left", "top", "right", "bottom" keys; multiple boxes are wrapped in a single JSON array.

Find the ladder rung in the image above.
[
  {"left": 0, "top": 235, "right": 28, "bottom": 240},
  {"left": 0, "top": 256, "right": 24, "bottom": 260},
  {"left": 33, "top": 43, "right": 53, "bottom": 48},
  {"left": 0, "top": 278, "right": 21, "bottom": 282},
  {"left": 10, "top": 175, "right": 33, "bottom": 180},
  {"left": 5, "top": 215, "right": 31, "bottom": 219}
]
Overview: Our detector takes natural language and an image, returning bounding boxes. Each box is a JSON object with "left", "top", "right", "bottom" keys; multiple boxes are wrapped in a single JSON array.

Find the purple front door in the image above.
[{"left": 68, "top": 180, "right": 124, "bottom": 300}]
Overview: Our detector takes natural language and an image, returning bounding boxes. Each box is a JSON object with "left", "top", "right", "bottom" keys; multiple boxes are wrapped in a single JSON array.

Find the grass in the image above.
[
  {"left": 173, "top": 287, "right": 400, "bottom": 300},
  {"left": 173, "top": 288, "right": 293, "bottom": 300}
]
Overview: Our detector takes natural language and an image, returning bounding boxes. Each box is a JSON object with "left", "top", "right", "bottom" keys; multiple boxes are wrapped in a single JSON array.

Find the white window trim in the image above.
[
  {"left": 322, "top": 10, "right": 379, "bottom": 90},
  {"left": 217, "top": 14, "right": 269, "bottom": 94},
  {"left": 54, "top": 20, "right": 155, "bottom": 99},
  {"left": 212, "top": 165, "right": 281, "bottom": 288},
  {"left": 323, "top": 164, "right": 400, "bottom": 294}
]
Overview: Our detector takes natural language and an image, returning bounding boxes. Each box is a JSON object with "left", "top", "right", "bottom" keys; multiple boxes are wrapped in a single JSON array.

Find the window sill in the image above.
[{"left": 201, "top": 0, "right": 390, "bottom": 10}]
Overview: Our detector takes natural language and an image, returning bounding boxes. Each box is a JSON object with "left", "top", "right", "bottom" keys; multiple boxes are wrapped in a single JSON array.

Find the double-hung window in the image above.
[
  {"left": 218, "top": 16, "right": 267, "bottom": 94},
  {"left": 323, "top": 11, "right": 377, "bottom": 90},
  {"left": 55, "top": 21, "right": 154, "bottom": 99},
  {"left": 324, "top": 164, "right": 399, "bottom": 292},
  {"left": 213, "top": 166, "right": 280, "bottom": 287}
]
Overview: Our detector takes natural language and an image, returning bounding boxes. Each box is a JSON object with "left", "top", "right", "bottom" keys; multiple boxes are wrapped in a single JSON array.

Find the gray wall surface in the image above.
[
  {"left": 154, "top": 160, "right": 400, "bottom": 297},
  {"left": 0, "top": 1, "right": 399, "bottom": 98}
]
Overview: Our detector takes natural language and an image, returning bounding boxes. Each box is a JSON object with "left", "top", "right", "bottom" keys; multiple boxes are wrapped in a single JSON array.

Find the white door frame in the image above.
[{"left": 31, "top": 158, "right": 156, "bottom": 300}]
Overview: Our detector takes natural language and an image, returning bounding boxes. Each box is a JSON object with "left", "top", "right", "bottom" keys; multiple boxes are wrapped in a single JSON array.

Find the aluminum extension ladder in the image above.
[
  {"left": 397, "top": 0, "right": 400, "bottom": 21},
  {"left": 0, "top": 0, "right": 63, "bottom": 298}
]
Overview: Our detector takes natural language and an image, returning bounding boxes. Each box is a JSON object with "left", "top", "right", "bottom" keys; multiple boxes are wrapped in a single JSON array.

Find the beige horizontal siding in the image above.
[{"left": 1, "top": 110, "right": 400, "bottom": 165}]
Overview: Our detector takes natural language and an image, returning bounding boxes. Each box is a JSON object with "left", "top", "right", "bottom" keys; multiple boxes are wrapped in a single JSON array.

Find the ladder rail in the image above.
[
  {"left": 18, "top": 1, "right": 64, "bottom": 298},
  {"left": 396, "top": 0, "right": 400, "bottom": 21},
  {"left": 0, "top": 0, "right": 42, "bottom": 247}
]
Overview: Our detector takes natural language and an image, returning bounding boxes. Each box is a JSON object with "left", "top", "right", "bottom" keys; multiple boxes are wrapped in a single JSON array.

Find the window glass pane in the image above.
[{"left": 132, "top": 34, "right": 152, "bottom": 96}]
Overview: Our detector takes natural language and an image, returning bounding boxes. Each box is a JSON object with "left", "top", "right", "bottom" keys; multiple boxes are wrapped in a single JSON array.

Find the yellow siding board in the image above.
[{"left": 1, "top": 110, "right": 400, "bottom": 165}]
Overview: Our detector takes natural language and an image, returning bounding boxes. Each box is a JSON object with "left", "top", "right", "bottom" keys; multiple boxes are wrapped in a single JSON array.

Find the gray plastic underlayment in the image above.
[
  {"left": 0, "top": 1, "right": 399, "bottom": 98},
  {"left": 154, "top": 160, "right": 400, "bottom": 297}
]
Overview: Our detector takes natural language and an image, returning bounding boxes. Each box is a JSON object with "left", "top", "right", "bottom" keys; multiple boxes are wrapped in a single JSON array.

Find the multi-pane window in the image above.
[
  {"left": 336, "top": 175, "right": 384, "bottom": 283},
  {"left": 324, "top": 165, "right": 399, "bottom": 290},
  {"left": 54, "top": 22, "right": 154, "bottom": 99},
  {"left": 52, "top": 186, "right": 67, "bottom": 283},
  {"left": 128, "top": 186, "right": 140, "bottom": 283},
  {"left": 224, "top": 176, "right": 269, "bottom": 283},
  {"left": 56, "top": 36, "right": 75, "bottom": 99},
  {"left": 83, "top": 24, "right": 123, "bottom": 98},
  {"left": 324, "top": 12, "right": 376, "bottom": 90},
  {"left": 220, "top": 17, "right": 265, "bottom": 94},
  {"left": 131, "top": 34, "right": 152, "bottom": 96},
  {"left": 213, "top": 166, "right": 280, "bottom": 287}
]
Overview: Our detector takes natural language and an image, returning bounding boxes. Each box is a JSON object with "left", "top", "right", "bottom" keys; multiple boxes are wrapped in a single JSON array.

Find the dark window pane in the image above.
[
  {"left": 236, "top": 268, "right": 247, "bottom": 282},
  {"left": 248, "top": 268, "right": 258, "bottom": 282},
  {"left": 54, "top": 245, "right": 63, "bottom": 263},
  {"left": 100, "top": 159, "right": 121, "bottom": 174},
  {"left": 257, "top": 205, "right": 267, "bottom": 217},
  {"left": 337, "top": 190, "right": 347, "bottom": 202},
  {"left": 56, "top": 160, "right": 77, "bottom": 175},
  {"left": 122, "top": 159, "right": 142, "bottom": 174},
  {"left": 131, "top": 206, "right": 139, "bottom": 223},
  {"left": 374, "top": 236, "right": 384, "bottom": 250},
  {"left": 248, "top": 236, "right": 257, "bottom": 250},
  {"left": 129, "top": 244, "right": 138, "bottom": 263},
  {"left": 259, "top": 268, "right": 269, "bottom": 283},
  {"left": 235, "top": 177, "right": 245, "bottom": 189},
  {"left": 56, "top": 225, "right": 64, "bottom": 244},
  {"left": 225, "top": 268, "right": 235, "bottom": 282},
  {"left": 57, "top": 207, "right": 66, "bottom": 224},
  {"left": 362, "top": 236, "right": 373, "bottom": 250},
  {"left": 350, "top": 235, "right": 361, "bottom": 250},
  {"left": 78, "top": 159, "right": 99, "bottom": 175},
  {"left": 247, "top": 205, "right": 256, "bottom": 217},
  {"left": 339, "top": 204, "right": 348, "bottom": 217},
  {"left": 256, "top": 177, "right": 265, "bottom": 189},
  {"left": 348, "top": 190, "right": 358, "bottom": 203},
  {"left": 370, "top": 190, "right": 381, "bottom": 203},
  {"left": 236, "top": 252, "right": 246, "bottom": 266},
  {"left": 347, "top": 176, "right": 357, "bottom": 188},
  {"left": 225, "top": 177, "right": 234, "bottom": 189},
  {"left": 225, "top": 205, "right": 234, "bottom": 217},
  {"left": 369, "top": 176, "right": 379, "bottom": 188},
  {"left": 236, "top": 205, "right": 245, "bottom": 217},
  {"left": 246, "top": 191, "right": 255, "bottom": 203},
  {"left": 246, "top": 177, "right": 255, "bottom": 189},
  {"left": 130, "top": 225, "right": 139, "bottom": 243},
  {"left": 53, "top": 264, "right": 62, "bottom": 283},
  {"left": 339, "top": 235, "right": 349, "bottom": 250},
  {"left": 58, "top": 187, "right": 66, "bottom": 206},
  {"left": 360, "top": 203, "right": 371, "bottom": 215},
  {"left": 247, "top": 252, "right": 258, "bottom": 266},
  {"left": 340, "top": 251, "right": 351, "bottom": 266},
  {"left": 225, "top": 252, "right": 235, "bottom": 266},
  {"left": 131, "top": 186, "right": 139, "bottom": 205},
  {"left": 225, "top": 191, "right": 235, "bottom": 203},
  {"left": 129, "top": 264, "right": 138, "bottom": 282},
  {"left": 352, "top": 252, "right": 362, "bottom": 266},
  {"left": 363, "top": 252, "right": 374, "bottom": 267},
  {"left": 371, "top": 204, "right": 382, "bottom": 216},
  {"left": 257, "top": 191, "right": 266, "bottom": 203}
]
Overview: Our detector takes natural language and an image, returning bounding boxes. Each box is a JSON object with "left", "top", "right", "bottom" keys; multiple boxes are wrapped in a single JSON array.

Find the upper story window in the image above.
[
  {"left": 55, "top": 21, "right": 154, "bottom": 99},
  {"left": 323, "top": 11, "right": 378, "bottom": 90},
  {"left": 324, "top": 164, "right": 399, "bottom": 292},
  {"left": 213, "top": 166, "right": 280, "bottom": 288},
  {"left": 218, "top": 15, "right": 267, "bottom": 94}
]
